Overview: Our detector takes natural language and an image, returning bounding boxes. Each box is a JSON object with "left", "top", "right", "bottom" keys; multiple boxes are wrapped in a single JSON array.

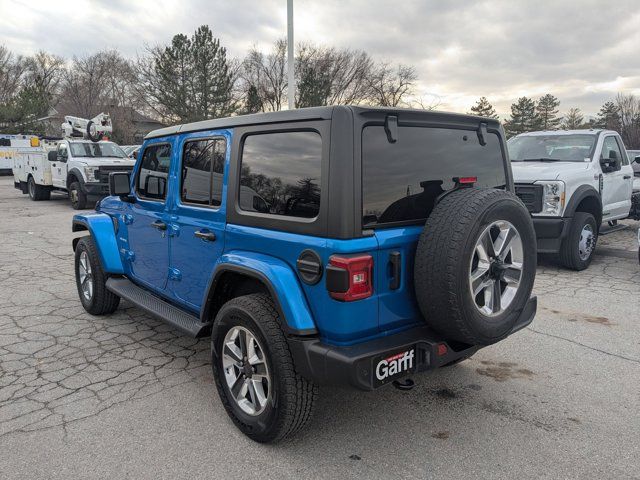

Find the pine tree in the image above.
[
  {"left": 504, "top": 97, "right": 538, "bottom": 137},
  {"left": 595, "top": 101, "right": 622, "bottom": 131},
  {"left": 561, "top": 108, "right": 585, "bottom": 130},
  {"left": 243, "top": 84, "right": 263, "bottom": 114},
  {"left": 536, "top": 94, "right": 561, "bottom": 130},
  {"left": 469, "top": 97, "right": 498, "bottom": 119}
]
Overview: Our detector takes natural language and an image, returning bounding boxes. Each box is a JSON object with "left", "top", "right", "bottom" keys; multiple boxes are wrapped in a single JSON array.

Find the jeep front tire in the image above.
[
  {"left": 74, "top": 236, "right": 120, "bottom": 315},
  {"left": 211, "top": 293, "right": 317, "bottom": 443}
]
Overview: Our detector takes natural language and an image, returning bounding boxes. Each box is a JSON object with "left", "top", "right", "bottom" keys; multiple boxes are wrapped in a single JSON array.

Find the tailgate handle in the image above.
[{"left": 389, "top": 251, "right": 401, "bottom": 290}]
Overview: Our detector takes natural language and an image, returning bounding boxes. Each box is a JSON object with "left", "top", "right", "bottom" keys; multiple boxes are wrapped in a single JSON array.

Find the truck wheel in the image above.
[
  {"left": 414, "top": 188, "right": 537, "bottom": 346},
  {"left": 211, "top": 293, "right": 317, "bottom": 443},
  {"left": 27, "top": 176, "right": 50, "bottom": 201},
  {"left": 69, "top": 181, "right": 87, "bottom": 209},
  {"left": 74, "top": 236, "right": 120, "bottom": 315},
  {"left": 559, "top": 212, "right": 597, "bottom": 271}
]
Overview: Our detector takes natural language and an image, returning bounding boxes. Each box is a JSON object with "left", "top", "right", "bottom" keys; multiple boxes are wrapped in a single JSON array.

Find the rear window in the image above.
[
  {"left": 239, "top": 131, "right": 322, "bottom": 218},
  {"left": 362, "top": 126, "right": 506, "bottom": 227}
]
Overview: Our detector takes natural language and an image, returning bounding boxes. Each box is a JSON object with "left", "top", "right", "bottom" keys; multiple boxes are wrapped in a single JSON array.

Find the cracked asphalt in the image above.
[{"left": 1, "top": 176, "right": 639, "bottom": 479}]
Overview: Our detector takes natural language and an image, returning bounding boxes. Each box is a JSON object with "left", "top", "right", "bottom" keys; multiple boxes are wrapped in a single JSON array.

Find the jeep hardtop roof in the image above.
[{"left": 145, "top": 106, "right": 502, "bottom": 140}]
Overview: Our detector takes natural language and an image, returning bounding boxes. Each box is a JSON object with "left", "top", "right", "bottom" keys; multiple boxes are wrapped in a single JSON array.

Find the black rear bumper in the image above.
[{"left": 289, "top": 296, "right": 537, "bottom": 391}]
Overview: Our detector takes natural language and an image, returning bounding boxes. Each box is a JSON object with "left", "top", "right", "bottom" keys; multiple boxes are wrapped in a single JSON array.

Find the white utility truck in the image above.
[
  {"left": 509, "top": 129, "right": 636, "bottom": 270},
  {"left": 12, "top": 113, "right": 135, "bottom": 209},
  {"left": 1, "top": 135, "right": 43, "bottom": 175}
]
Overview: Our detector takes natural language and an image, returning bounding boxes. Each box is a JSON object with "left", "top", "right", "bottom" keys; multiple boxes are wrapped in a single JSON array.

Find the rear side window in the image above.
[
  {"left": 362, "top": 126, "right": 506, "bottom": 227},
  {"left": 181, "top": 138, "right": 226, "bottom": 207},
  {"left": 239, "top": 131, "right": 322, "bottom": 218},
  {"left": 137, "top": 143, "right": 171, "bottom": 200}
]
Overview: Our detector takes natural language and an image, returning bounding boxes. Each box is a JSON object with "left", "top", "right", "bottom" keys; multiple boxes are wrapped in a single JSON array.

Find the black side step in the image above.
[{"left": 106, "top": 277, "right": 210, "bottom": 338}]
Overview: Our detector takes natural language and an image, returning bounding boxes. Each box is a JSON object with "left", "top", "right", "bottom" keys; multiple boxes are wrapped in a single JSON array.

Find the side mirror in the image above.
[
  {"left": 634, "top": 155, "right": 640, "bottom": 164},
  {"left": 47, "top": 151, "right": 57, "bottom": 162},
  {"left": 109, "top": 172, "right": 131, "bottom": 197}
]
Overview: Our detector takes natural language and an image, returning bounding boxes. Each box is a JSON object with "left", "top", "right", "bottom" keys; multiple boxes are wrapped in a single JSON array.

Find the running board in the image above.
[
  {"left": 106, "top": 277, "right": 210, "bottom": 338},
  {"left": 599, "top": 224, "right": 628, "bottom": 236}
]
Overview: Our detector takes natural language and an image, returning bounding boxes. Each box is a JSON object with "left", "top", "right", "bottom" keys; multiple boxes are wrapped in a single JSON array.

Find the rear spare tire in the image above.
[{"left": 414, "top": 188, "right": 536, "bottom": 346}]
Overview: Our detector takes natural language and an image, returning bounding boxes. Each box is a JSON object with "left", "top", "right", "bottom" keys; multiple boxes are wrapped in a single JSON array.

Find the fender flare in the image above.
[
  {"left": 72, "top": 213, "right": 124, "bottom": 274},
  {"left": 564, "top": 185, "right": 602, "bottom": 222},
  {"left": 201, "top": 252, "right": 318, "bottom": 336},
  {"left": 67, "top": 168, "right": 86, "bottom": 190}
]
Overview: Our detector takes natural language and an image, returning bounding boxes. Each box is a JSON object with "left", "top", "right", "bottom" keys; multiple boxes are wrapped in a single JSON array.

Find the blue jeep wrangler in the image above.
[{"left": 71, "top": 106, "right": 537, "bottom": 442}]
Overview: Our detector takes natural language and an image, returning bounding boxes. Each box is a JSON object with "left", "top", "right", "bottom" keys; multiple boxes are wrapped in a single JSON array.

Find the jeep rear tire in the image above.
[
  {"left": 74, "top": 236, "right": 120, "bottom": 315},
  {"left": 211, "top": 293, "right": 317, "bottom": 443},
  {"left": 27, "top": 176, "right": 50, "bottom": 201},
  {"left": 414, "top": 188, "right": 536, "bottom": 346},
  {"left": 69, "top": 181, "right": 87, "bottom": 209},
  {"left": 559, "top": 212, "right": 597, "bottom": 271}
]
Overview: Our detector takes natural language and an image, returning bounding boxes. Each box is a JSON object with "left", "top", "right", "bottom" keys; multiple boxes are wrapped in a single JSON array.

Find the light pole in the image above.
[{"left": 287, "top": 0, "right": 295, "bottom": 110}]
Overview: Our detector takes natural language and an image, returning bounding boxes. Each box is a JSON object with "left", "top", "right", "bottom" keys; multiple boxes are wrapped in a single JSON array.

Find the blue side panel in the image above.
[
  {"left": 72, "top": 213, "right": 124, "bottom": 274},
  {"left": 215, "top": 251, "right": 317, "bottom": 333}
]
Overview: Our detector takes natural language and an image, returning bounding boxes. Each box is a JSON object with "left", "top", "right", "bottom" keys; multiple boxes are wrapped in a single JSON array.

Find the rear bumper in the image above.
[
  {"left": 532, "top": 216, "right": 571, "bottom": 253},
  {"left": 289, "top": 296, "right": 537, "bottom": 391}
]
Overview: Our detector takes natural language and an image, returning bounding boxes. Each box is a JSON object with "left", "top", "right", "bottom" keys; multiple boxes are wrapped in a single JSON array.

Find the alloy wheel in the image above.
[{"left": 78, "top": 251, "right": 94, "bottom": 301}]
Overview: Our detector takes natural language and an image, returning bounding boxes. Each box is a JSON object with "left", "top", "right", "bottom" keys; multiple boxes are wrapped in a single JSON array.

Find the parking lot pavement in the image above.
[{"left": 0, "top": 176, "right": 639, "bottom": 480}]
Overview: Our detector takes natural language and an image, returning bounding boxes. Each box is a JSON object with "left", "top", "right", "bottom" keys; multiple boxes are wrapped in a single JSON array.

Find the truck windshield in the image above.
[
  {"left": 509, "top": 134, "right": 596, "bottom": 162},
  {"left": 70, "top": 142, "right": 126, "bottom": 158},
  {"left": 362, "top": 126, "right": 506, "bottom": 227}
]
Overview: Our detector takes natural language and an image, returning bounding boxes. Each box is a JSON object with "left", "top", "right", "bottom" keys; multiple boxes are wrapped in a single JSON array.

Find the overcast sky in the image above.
[{"left": 1, "top": 0, "right": 638, "bottom": 117}]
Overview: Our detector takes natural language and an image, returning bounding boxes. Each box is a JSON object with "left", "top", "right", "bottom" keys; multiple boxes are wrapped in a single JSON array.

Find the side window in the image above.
[
  {"left": 601, "top": 136, "right": 623, "bottom": 168},
  {"left": 181, "top": 138, "right": 226, "bottom": 207},
  {"left": 137, "top": 144, "right": 171, "bottom": 200},
  {"left": 239, "top": 131, "right": 322, "bottom": 218}
]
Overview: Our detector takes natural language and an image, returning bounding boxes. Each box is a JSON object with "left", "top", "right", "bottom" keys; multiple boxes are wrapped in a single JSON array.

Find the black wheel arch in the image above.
[
  {"left": 565, "top": 185, "right": 602, "bottom": 226},
  {"left": 67, "top": 168, "right": 86, "bottom": 191},
  {"left": 201, "top": 265, "right": 318, "bottom": 337}
]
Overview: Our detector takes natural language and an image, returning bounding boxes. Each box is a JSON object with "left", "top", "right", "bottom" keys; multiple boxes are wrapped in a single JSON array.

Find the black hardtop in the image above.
[{"left": 145, "top": 105, "right": 501, "bottom": 140}]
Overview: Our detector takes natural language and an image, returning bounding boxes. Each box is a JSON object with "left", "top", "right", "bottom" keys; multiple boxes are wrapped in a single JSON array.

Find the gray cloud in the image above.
[{"left": 1, "top": 0, "right": 638, "bottom": 117}]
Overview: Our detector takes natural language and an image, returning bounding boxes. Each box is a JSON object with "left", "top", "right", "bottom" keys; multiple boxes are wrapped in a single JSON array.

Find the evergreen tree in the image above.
[
  {"left": 469, "top": 96, "right": 498, "bottom": 119},
  {"left": 595, "top": 101, "right": 621, "bottom": 131},
  {"left": 243, "top": 84, "right": 263, "bottom": 114},
  {"left": 536, "top": 94, "right": 561, "bottom": 130},
  {"left": 296, "top": 62, "right": 332, "bottom": 108},
  {"left": 561, "top": 108, "right": 585, "bottom": 130},
  {"left": 504, "top": 97, "right": 538, "bottom": 137}
]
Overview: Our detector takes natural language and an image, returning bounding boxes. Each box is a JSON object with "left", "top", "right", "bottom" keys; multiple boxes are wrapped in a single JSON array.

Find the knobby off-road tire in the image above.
[
  {"left": 27, "top": 176, "right": 50, "bottom": 201},
  {"left": 69, "top": 181, "right": 87, "bottom": 210},
  {"left": 74, "top": 236, "right": 120, "bottom": 315},
  {"left": 559, "top": 212, "right": 597, "bottom": 271},
  {"left": 211, "top": 293, "right": 317, "bottom": 443},
  {"left": 414, "top": 188, "right": 536, "bottom": 346}
]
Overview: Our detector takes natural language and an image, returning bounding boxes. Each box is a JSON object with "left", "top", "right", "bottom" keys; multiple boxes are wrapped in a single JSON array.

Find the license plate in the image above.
[{"left": 372, "top": 347, "right": 416, "bottom": 387}]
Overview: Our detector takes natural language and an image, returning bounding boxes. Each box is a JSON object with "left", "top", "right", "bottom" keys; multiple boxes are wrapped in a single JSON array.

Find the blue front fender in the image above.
[
  {"left": 204, "top": 251, "right": 317, "bottom": 335},
  {"left": 72, "top": 213, "right": 124, "bottom": 274}
]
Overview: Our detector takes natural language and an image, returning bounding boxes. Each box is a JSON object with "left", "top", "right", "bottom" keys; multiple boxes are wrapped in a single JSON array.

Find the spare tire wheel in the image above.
[{"left": 414, "top": 188, "right": 536, "bottom": 345}]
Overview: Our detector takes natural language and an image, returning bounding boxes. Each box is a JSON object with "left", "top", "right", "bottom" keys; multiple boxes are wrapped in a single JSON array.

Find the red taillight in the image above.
[
  {"left": 456, "top": 176, "right": 477, "bottom": 185},
  {"left": 436, "top": 343, "right": 448, "bottom": 356},
  {"left": 326, "top": 254, "right": 373, "bottom": 301}
]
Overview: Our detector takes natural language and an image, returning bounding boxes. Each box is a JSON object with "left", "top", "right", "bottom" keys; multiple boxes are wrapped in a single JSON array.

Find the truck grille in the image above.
[
  {"left": 514, "top": 184, "right": 543, "bottom": 213},
  {"left": 97, "top": 165, "right": 133, "bottom": 183}
]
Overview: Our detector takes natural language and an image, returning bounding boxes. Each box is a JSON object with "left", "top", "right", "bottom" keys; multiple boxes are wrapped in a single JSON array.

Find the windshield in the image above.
[
  {"left": 509, "top": 134, "right": 596, "bottom": 162},
  {"left": 70, "top": 142, "right": 127, "bottom": 158}
]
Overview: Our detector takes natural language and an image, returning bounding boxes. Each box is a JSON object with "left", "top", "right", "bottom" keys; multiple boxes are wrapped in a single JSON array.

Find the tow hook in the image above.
[{"left": 392, "top": 378, "right": 415, "bottom": 391}]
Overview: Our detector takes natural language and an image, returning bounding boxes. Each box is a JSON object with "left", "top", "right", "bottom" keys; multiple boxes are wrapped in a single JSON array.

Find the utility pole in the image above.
[{"left": 287, "top": 0, "right": 295, "bottom": 110}]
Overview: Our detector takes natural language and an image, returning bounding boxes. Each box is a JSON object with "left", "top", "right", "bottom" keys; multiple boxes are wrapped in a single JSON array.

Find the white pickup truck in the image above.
[
  {"left": 509, "top": 129, "right": 636, "bottom": 270},
  {"left": 13, "top": 138, "right": 135, "bottom": 209}
]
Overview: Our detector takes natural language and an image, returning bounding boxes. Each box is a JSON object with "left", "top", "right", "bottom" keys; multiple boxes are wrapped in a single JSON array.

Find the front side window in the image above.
[
  {"left": 239, "top": 131, "right": 322, "bottom": 218},
  {"left": 601, "top": 136, "right": 624, "bottom": 166},
  {"left": 181, "top": 138, "right": 226, "bottom": 207},
  {"left": 363, "top": 126, "right": 506, "bottom": 226},
  {"left": 137, "top": 144, "right": 171, "bottom": 200}
]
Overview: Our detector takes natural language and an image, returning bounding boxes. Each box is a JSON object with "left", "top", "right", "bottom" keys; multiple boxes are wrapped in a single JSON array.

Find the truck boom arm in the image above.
[{"left": 62, "top": 113, "right": 112, "bottom": 142}]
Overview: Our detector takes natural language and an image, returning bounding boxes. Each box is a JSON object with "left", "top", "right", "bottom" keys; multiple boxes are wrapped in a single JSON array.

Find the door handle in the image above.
[
  {"left": 151, "top": 220, "right": 167, "bottom": 231},
  {"left": 623, "top": 175, "right": 631, "bottom": 179},
  {"left": 389, "top": 251, "right": 401, "bottom": 290},
  {"left": 194, "top": 230, "right": 216, "bottom": 242}
]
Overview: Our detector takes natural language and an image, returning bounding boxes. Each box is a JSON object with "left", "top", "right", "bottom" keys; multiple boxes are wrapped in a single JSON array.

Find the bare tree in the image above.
[
  {"left": 616, "top": 93, "right": 640, "bottom": 149},
  {"left": 23, "top": 51, "right": 65, "bottom": 107},
  {"left": 241, "top": 39, "right": 287, "bottom": 112},
  {"left": 367, "top": 63, "right": 417, "bottom": 107},
  {"left": 0, "top": 46, "right": 25, "bottom": 105}
]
